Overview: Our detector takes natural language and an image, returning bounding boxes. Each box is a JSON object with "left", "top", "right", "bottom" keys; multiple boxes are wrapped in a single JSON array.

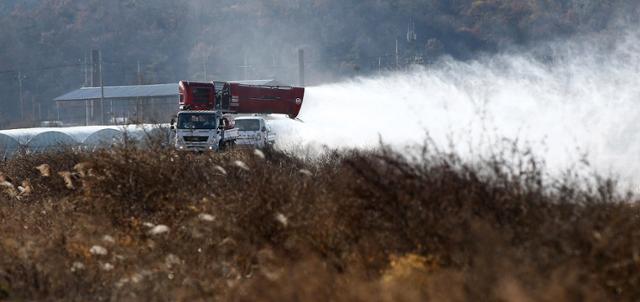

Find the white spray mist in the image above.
[{"left": 272, "top": 27, "right": 640, "bottom": 186}]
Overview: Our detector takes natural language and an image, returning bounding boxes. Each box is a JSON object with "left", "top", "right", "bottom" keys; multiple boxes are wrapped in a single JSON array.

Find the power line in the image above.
[{"left": 0, "top": 63, "right": 84, "bottom": 75}]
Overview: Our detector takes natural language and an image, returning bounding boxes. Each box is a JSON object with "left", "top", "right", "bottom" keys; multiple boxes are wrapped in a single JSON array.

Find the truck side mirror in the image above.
[
  {"left": 261, "top": 126, "right": 267, "bottom": 132},
  {"left": 170, "top": 118, "right": 175, "bottom": 130}
]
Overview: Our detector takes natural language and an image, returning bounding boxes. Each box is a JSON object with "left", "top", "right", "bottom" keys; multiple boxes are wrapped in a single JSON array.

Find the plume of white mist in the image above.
[{"left": 272, "top": 27, "right": 640, "bottom": 188}]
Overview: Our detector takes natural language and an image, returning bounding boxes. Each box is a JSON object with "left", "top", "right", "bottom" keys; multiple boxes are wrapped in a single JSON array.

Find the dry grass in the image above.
[{"left": 0, "top": 140, "right": 638, "bottom": 301}]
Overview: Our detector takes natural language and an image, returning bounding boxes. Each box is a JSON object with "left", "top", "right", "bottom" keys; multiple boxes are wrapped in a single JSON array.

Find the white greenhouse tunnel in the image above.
[{"left": 0, "top": 125, "right": 167, "bottom": 159}]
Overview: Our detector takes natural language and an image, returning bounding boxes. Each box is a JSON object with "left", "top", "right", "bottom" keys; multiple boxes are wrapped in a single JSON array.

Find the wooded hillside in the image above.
[{"left": 0, "top": 0, "right": 637, "bottom": 127}]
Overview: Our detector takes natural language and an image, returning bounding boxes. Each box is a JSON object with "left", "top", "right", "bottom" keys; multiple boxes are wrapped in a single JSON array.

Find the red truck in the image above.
[
  {"left": 173, "top": 80, "right": 304, "bottom": 151},
  {"left": 178, "top": 81, "right": 304, "bottom": 119}
]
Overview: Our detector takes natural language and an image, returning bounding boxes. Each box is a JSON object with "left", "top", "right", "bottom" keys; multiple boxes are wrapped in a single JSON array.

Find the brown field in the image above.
[{"left": 0, "top": 139, "right": 639, "bottom": 301}]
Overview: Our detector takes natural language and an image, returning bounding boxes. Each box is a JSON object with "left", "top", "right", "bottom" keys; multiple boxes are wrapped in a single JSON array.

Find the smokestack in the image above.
[{"left": 298, "top": 48, "right": 305, "bottom": 87}]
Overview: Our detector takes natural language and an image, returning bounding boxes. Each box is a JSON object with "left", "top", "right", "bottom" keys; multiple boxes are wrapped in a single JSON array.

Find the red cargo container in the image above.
[
  {"left": 179, "top": 81, "right": 305, "bottom": 119},
  {"left": 228, "top": 83, "right": 305, "bottom": 119}
]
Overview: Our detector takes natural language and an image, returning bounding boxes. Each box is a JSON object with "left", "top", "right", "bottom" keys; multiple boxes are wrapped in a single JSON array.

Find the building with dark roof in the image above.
[
  {"left": 54, "top": 83, "right": 178, "bottom": 126},
  {"left": 53, "top": 80, "right": 283, "bottom": 126}
]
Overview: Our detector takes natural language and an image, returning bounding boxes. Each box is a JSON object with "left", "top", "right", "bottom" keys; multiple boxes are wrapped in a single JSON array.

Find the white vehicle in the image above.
[
  {"left": 234, "top": 116, "right": 275, "bottom": 148},
  {"left": 172, "top": 111, "right": 238, "bottom": 151}
]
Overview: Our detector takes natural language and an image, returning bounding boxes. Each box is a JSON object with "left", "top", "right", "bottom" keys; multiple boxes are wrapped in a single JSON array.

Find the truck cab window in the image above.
[
  {"left": 178, "top": 113, "right": 218, "bottom": 129},
  {"left": 235, "top": 119, "right": 261, "bottom": 131}
]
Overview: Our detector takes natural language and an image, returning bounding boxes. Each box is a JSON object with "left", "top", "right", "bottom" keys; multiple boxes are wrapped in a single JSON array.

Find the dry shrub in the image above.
[{"left": 0, "top": 140, "right": 639, "bottom": 301}]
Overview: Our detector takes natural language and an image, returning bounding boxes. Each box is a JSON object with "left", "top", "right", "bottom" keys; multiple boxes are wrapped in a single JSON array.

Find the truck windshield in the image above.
[
  {"left": 177, "top": 113, "right": 218, "bottom": 129},
  {"left": 235, "top": 119, "right": 261, "bottom": 131}
]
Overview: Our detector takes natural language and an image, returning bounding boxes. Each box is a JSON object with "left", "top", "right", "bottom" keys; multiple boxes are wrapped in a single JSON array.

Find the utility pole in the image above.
[
  {"left": 298, "top": 48, "right": 305, "bottom": 87},
  {"left": 395, "top": 39, "right": 399, "bottom": 69},
  {"left": 272, "top": 52, "right": 277, "bottom": 78},
  {"left": 137, "top": 60, "right": 141, "bottom": 122},
  {"left": 85, "top": 100, "right": 89, "bottom": 126},
  {"left": 241, "top": 53, "right": 249, "bottom": 80},
  {"left": 137, "top": 60, "right": 142, "bottom": 84},
  {"left": 91, "top": 49, "right": 100, "bottom": 123},
  {"left": 17, "top": 71, "right": 23, "bottom": 121},
  {"left": 100, "top": 51, "right": 105, "bottom": 125},
  {"left": 37, "top": 98, "right": 41, "bottom": 122},
  {"left": 83, "top": 54, "right": 89, "bottom": 86},
  {"left": 31, "top": 96, "right": 35, "bottom": 123},
  {"left": 203, "top": 55, "right": 208, "bottom": 81}
]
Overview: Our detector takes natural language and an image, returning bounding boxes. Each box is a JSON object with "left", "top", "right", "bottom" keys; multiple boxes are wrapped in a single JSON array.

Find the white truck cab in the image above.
[
  {"left": 172, "top": 111, "right": 238, "bottom": 151},
  {"left": 234, "top": 116, "right": 275, "bottom": 148}
]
